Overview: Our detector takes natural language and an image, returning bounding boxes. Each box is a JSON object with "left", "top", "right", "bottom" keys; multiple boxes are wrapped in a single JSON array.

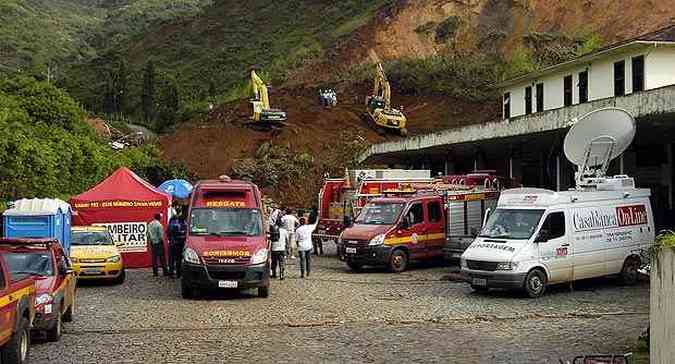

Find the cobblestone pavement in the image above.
[{"left": 31, "top": 246, "right": 648, "bottom": 363}]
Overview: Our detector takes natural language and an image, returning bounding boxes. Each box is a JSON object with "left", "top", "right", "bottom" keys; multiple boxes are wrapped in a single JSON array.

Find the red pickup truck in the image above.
[{"left": 0, "top": 251, "right": 36, "bottom": 364}]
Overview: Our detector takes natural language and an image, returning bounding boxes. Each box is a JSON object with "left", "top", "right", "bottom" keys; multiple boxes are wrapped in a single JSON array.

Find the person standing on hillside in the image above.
[
  {"left": 270, "top": 219, "right": 288, "bottom": 280},
  {"left": 295, "top": 218, "right": 315, "bottom": 278},
  {"left": 147, "top": 213, "right": 168, "bottom": 277},
  {"left": 281, "top": 208, "right": 299, "bottom": 259}
]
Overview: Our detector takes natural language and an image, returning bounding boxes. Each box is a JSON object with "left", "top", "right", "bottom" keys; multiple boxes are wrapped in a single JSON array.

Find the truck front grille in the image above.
[{"left": 466, "top": 260, "right": 499, "bottom": 271}]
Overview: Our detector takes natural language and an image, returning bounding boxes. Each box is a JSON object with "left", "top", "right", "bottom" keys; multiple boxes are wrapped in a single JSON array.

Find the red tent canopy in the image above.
[{"left": 70, "top": 167, "right": 172, "bottom": 268}]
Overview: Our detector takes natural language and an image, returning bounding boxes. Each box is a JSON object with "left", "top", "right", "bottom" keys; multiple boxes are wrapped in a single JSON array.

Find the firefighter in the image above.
[{"left": 168, "top": 209, "right": 187, "bottom": 278}]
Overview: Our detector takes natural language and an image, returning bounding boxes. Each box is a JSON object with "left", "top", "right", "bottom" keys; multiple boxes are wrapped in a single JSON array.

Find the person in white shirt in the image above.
[
  {"left": 295, "top": 217, "right": 315, "bottom": 278},
  {"left": 281, "top": 209, "right": 299, "bottom": 258},
  {"left": 270, "top": 220, "right": 288, "bottom": 280}
]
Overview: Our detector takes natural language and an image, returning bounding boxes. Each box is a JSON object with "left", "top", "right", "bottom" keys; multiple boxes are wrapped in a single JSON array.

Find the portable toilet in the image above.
[{"left": 3, "top": 198, "right": 72, "bottom": 254}]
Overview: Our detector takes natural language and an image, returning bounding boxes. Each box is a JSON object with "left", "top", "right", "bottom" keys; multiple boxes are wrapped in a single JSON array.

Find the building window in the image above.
[
  {"left": 535, "top": 83, "right": 544, "bottom": 112},
  {"left": 563, "top": 75, "right": 573, "bottom": 106},
  {"left": 614, "top": 60, "right": 625, "bottom": 96},
  {"left": 525, "top": 86, "right": 532, "bottom": 115},
  {"left": 632, "top": 55, "right": 644, "bottom": 92},
  {"left": 578, "top": 70, "right": 588, "bottom": 103},
  {"left": 503, "top": 92, "right": 510, "bottom": 119}
]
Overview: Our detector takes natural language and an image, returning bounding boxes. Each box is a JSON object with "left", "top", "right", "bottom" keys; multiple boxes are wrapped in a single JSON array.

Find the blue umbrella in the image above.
[{"left": 159, "top": 179, "right": 193, "bottom": 199}]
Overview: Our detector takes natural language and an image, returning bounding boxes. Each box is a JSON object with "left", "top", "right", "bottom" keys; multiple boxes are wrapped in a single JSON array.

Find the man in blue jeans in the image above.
[{"left": 295, "top": 218, "right": 314, "bottom": 278}]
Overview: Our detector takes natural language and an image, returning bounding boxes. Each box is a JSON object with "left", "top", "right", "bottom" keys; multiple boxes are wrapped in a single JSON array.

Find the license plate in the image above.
[
  {"left": 345, "top": 247, "right": 357, "bottom": 254},
  {"left": 218, "top": 280, "right": 238, "bottom": 288},
  {"left": 81, "top": 268, "right": 103, "bottom": 275},
  {"left": 472, "top": 278, "right": 487, "bottom": 286}
]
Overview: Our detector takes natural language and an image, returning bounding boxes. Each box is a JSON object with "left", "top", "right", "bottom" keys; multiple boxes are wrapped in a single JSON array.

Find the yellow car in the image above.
[{"left": 70, "top": 226, "right": 125, "bottom": 284}]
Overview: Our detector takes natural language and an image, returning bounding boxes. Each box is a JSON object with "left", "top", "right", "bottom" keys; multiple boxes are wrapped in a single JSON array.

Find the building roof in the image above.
[
  {"left": 4, "top": 198, "right": 71, "bottom": 216},
  {"left": 497, "top": 24, "right": 675, "bottom": 88}
]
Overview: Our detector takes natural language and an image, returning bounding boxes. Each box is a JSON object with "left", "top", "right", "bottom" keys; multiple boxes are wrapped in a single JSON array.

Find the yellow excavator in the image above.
[
  {"left": 364, "top": 63, "right": 407, "bottom": 136},
  {"left": 248, "top": 68, "right": 287, "bottom": 128}
]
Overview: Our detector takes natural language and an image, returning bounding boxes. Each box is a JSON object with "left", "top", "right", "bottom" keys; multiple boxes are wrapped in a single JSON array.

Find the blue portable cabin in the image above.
[{"left": 2, "top": 198, "right": 72, "bottom": 254}]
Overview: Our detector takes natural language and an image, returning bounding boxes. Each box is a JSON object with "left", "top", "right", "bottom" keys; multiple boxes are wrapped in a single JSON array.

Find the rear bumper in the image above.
[
  {"left": 73, "top": 262, "right": 124, "bottom": 280},
  {"left": 341, "top": 244, "right": 393, "bottom": 266},
  {"left": 461, "top": 268, "right": 527, "bottom": 289},
  {"left": 182, "top": 262, "right": 269, "bottom": 290}
]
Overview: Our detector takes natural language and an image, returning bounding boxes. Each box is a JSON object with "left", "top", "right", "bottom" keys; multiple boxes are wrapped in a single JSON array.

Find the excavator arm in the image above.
[
  {"left": 375, "top": 63, "right": 391, "bottom": 109},
  {"left": 251, "top": 70, "right": 270, "bottom": 109}
]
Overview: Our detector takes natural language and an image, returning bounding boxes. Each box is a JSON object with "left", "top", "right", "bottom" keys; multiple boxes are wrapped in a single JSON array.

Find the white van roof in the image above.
[
  {"left": 4, "top": 198, "right": 72, "bottom": 216},
  {"left": 498, "top": 187, "right": 651, "bottom": 208}
]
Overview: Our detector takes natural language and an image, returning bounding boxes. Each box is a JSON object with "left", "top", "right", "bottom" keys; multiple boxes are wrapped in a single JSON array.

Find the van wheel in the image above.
[
  {"left": 389, "top": 249, "right": 408, "bottom": 273},
  {"left": 181, "top": 278, "right": 196, "bottom": 299},
  {"left": 258, "top": 285, "right": 269, "bottom": 298},
  {"left": 45, "top": 308, "right": 62, "bottom": 342},
  {"left": 1, "top": 316, "right": 30, "bottom": 364},
  {"left": 620, "top": 257, "right": 640, "bottom": 285},
  {"left": 347, "top": 262, "right": 363, "bottom": 271},
  {"left": 524, "top": 269, "right": 547, "bottom": 298}
]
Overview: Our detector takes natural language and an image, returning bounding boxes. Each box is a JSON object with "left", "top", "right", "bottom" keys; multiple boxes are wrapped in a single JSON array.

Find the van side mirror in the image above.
[{"left": 535, "top": 229, "right": 550, "bottom": 243}]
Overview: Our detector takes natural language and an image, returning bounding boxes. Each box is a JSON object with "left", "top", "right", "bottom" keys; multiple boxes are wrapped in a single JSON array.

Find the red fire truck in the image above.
[
  {"left": 312, "top": 170, "right": 432, "bottom": 246},
  {"left": 181, "top": 176, "right": 270, "bottom": 299},
  {"left": 338, "top": 184, "right": 500, "bottom": 272}
]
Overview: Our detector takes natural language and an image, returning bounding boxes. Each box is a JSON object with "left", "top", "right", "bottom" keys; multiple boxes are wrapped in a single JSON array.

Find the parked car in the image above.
[
  {"left": 70, "top": 226, "right": 125, "bottom": 284},
  {"left": 0, "top": 251, "right": 36, "bottom": 364},
  {"left": 0, "top": 238, "right": 76, "bottom": 341}
]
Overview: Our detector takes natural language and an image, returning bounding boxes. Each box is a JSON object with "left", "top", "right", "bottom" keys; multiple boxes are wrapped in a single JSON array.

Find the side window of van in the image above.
[
  {"left": 542, "top": 212, "right": 565, "bottom": 240},
  {"left": 407, "top": 203, "right": 424, "bottom": 225},
  {"left": 428, "top": 201, "right": 442, "bottom": 223}
]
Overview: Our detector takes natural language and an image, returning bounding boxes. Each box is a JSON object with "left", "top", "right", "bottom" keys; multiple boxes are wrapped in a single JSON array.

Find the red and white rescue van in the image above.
[
  {"left": 338, "top": 185, "right": 500, "bottom": 272},
  {"left": 181, "top": 176, "right": 270, "bottom": 299},
  {"left": 313, "top": 169, "right": 432, "bottom": 245}
]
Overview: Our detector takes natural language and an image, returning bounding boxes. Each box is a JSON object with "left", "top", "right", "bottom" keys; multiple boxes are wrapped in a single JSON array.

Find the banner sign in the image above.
[
  {"left": 95, "top": 222, "right": 148, "bottom": 253},
  {"left": 572, "top": 205, "right": 647, "bottom": 232},
  {"left": 73, "top": 200, "right": 163, "bottom": 209}
]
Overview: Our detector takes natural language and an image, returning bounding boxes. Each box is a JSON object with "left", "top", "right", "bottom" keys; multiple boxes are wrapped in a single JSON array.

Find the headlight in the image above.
[
  {"left": 495, "top": 262, "right": 518, "bottom": 271},
  {"left": 460, "top": 258, "right": 468, "bottom": 269},
  {"left": 369, "top": 234, "right": 385, "bottom": 246},
  {"left": 183, "top": 247, "right": 200, "bottom": 264},
  {"left": 250, "top": 249, "right": 268, "bottom": 265},
  {"left": 35, "top": 293, "right": 53, "bottom": 306},
  {"left": 106, "top": 255, "right": 121, "bottom": 263}
]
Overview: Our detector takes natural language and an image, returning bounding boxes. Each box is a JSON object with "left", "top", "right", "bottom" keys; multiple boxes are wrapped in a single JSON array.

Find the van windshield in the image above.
[
  {"left": 4, "top": 251, "right": 54, "bottom": 277},
  {"left": 190, "top": 208, "right": 262, "bottom": 236},
  {"left": 479, "top": 209, "right": 545, "bottom": 240},
  {"left": 355, "top": 203, "right": 404, "bottom": 225}
]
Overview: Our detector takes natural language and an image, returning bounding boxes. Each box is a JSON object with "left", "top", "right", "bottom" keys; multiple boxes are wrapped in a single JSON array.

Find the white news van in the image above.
[{"left": 460, "top": 108, "right": 655, "bottom": 297}]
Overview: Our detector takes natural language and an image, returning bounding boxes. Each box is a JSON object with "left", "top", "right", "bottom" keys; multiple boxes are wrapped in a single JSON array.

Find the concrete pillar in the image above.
[
  {"left": 619, "top": 154, "right": 625, "bottom": 175},
  {"left": 556, "top": 155, "right": 561, "bottom": 192},
  {"left": 651, "top": 248, "right": 675, "bottom": 363},
  {"left": 668, "top": 144, "right": 673, "bottom": 209}
]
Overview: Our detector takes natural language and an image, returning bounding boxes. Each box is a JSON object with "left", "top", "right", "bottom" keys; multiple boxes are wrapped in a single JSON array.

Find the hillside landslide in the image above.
[{"left": 153, "top": 0, "right": 673, "bottom": 205}]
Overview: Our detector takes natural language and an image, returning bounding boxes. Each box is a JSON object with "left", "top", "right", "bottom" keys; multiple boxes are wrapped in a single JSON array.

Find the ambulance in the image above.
[
  {"left": 338, "top": 184, "right": 500, "bottom": 272},
  {"left": 181, "top": 176, "right": 269, "bottom": 299},
  {"left": 461, "top": 108, "right": 655, "bottom": 297}
]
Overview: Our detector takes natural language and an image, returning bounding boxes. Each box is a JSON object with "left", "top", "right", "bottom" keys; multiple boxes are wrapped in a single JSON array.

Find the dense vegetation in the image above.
[{"left": 0, "top": 75, "right": 190, "bottom": 208}]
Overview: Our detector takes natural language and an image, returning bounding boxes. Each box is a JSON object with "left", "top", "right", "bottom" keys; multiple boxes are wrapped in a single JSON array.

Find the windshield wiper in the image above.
[
  {"left": 13, "top": 271, "right": 47, "bottom": 277},
  {"left": 217, "top": 231, "right": 250, "bottom": 236}
]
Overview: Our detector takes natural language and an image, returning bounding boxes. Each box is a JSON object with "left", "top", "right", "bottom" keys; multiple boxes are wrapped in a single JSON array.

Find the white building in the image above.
[
  {"left": 360, "top": 25, "right": 675, "bottom": 228},
  {"left": 501, "top": 27, "right": 675, "bottom": 119}
]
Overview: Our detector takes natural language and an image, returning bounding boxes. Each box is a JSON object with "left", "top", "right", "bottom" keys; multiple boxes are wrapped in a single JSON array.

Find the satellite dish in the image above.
[{"left": 563, "top": 108, "right": 635, "bottom": 184}]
